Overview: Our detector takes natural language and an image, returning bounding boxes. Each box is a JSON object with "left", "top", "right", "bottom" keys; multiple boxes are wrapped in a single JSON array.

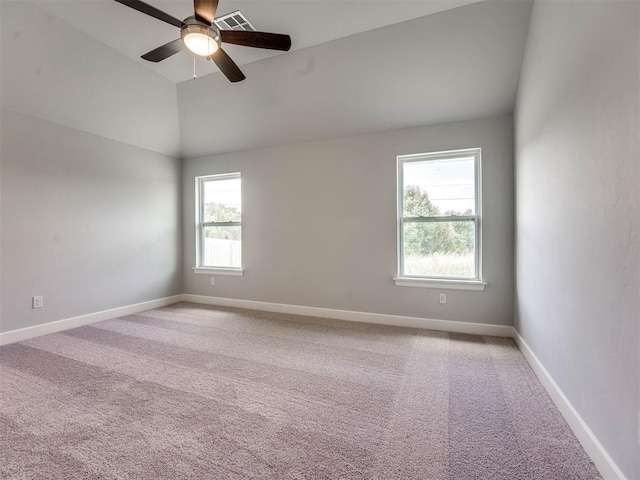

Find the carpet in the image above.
[{"left": 0, "top": 302, "right": 601, "bottom": 479}]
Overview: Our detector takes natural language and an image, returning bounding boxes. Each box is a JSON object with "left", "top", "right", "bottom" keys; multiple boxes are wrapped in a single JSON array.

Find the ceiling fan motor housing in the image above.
[{"left": 181, "top": 16, "right": 221, "bottom": 56}]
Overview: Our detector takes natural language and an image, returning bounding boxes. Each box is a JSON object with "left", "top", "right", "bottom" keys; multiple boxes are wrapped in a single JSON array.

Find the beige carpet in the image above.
[{"left": 0, "top": 302, "right": 601, "bottom": 479}]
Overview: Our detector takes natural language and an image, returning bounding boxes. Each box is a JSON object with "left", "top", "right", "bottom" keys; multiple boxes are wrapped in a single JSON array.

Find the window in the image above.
[
  {"left": 194, "top": 173, "right": 242, "bottom": 274},
  {"left": 395, "top": 148, "right": 485, "bottom": 290}
]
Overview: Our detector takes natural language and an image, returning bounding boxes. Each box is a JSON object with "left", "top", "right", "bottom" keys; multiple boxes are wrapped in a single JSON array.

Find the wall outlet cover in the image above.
[{"left": 32, "top": 296, "right": 43, "bottom": 309}]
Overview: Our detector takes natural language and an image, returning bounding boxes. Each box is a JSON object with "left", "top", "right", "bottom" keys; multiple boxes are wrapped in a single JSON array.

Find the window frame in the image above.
[
  {"left": 193, "top": 172, "right": 243, "bottom": 276},
  {"left": 395, "top": 148, "right": 486, "bottom": 290}
]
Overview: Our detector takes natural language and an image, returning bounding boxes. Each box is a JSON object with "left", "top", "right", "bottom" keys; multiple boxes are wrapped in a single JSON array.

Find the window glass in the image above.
[
  {"left": 197, "top": 174, "right": 241, "bottom": 269},
  {"left": 203, "top": 178, "right": 241, "bottom": 223},
  {"left": 398, "top": 150, "right": 480, "bottom": 280}
]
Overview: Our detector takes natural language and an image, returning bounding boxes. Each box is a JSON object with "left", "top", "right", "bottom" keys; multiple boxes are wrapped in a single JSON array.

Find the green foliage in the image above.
[
  {"left": 205, "top": 202, "right": 240, "bottom": 223},
  {"left": 404, "top": 185, "right": 440, "bottom": 217},
  {"left": 204, "top": 202, "right": 241, "bottom": 240},
  {"left": 403, "top": 186, "right": 474, "bottom": 256},
  {"left": 205, "top": 226, "right": 240, "bottom": 241}
]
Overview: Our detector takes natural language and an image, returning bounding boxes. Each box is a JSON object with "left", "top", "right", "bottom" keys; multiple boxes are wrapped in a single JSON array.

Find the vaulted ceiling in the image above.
[
  {"left": 177, "top": 0, "right": 533, "bottom": 157},
  {"left": 34, "top": 0, "right": 483, "bottom": 84},
  {"left": 1, "top": 0, "right": 533, "bottom": 158}
]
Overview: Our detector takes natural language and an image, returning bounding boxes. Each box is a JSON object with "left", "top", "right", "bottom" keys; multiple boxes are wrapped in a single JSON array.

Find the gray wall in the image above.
[
  {"left": 183, "top": 115, "right": 514, "bottom": 325},
  {"left": 514, "top": 1, "right": 639, "bottom": 478},
  {"left": 0, "top": 109, "right": 182, "bottom": 333},
  {"left": 0, "top": 0, "right": 183, "bottom": 334}
]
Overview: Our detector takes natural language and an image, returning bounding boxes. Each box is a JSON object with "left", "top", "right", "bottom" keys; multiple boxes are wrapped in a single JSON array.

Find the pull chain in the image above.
[{"left": 193, "top": 55, "right": 196, "bottom": 80}]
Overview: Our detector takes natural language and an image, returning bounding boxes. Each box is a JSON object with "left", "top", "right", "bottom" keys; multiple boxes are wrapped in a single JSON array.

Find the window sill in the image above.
[
  {"left": 193, "top": 267, "right": 244, "bottom": 276},
  {"left": 393, "top": 277, "right": 487, "bottom": 291}
]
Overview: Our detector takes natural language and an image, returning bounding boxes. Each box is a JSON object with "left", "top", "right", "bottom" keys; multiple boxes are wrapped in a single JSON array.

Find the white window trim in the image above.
[
  {"left": 194, "top": 173, "right": 243, "bottom": 273},
  {"left": 393, "top": 277, "right": 486, "bottom": 291},
  {"left": 396, "top": 148, "right": 485, "bottom": 289},
  {"left": 193, "top": 267, "right": 244, "bottom": 276}
]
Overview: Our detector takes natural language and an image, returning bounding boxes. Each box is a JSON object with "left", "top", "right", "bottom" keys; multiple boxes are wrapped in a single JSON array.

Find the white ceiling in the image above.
[
  {"left": 1, "top": 0, "right": 183, "bottom": 156},
  {"left": 34, "top": 0, "right": 482, "bottom": 83},
  {"left": 178, "top": 0, "right": 533, "bottom": 157},
  {"left": 2, "top": 0, "right": 533, "bottom": 158}
]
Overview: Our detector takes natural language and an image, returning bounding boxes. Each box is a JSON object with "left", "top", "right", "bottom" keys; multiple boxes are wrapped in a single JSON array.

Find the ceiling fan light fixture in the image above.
[{"left": 181, "top": 23, "right": 219, "bottom": 57}]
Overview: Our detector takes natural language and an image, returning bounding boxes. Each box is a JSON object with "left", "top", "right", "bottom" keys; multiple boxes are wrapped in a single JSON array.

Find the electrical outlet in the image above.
[
  {"left": 32, "top": 296, "right": 43, "bottom": 309},
  {"left": 439, "top": 293, "right": 447, "bottom": 304},
  {"left": 210, "top": 277, "right": 215, "bottom": 286}
]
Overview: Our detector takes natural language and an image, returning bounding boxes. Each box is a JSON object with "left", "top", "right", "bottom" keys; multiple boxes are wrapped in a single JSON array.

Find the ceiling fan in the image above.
[{"left": 114, "top": 0, "right": 292, "bottom": 82}]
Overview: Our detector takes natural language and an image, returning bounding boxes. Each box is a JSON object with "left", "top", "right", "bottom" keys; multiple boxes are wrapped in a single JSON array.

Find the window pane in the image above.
[
  {"left": 203, "top": 178, "right": 241, "bottom": 223},
  {"left": 203, "top": 226, "right": 241, "bottom": 268},
  {"left": 403, "top": 157, "right": 475, "bottom": 216},
  {"left": 403, "top": 221, "right": 475, "bottom": 278}
]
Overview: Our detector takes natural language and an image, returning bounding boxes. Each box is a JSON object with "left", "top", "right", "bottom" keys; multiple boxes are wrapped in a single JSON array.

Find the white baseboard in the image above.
[
  {"left": 181, "top": 294, "right": 515, "bottom": 337},
  {"left": 0, "top": 295, "right": 183, "bottom": 346},
  {"left": 513, "top": 330, "right": 627, "bottom": 480}
]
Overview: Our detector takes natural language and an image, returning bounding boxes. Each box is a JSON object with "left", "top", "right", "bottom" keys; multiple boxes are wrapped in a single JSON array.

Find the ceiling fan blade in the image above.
[
  {"left": 208, "top": 48, "right": 246, "bottom": 82},
  {"left": 194, "top": 0, "right": 218, "bottom": 25},
  {"left": 220, "top": 30, "right": 292, "bottom": 51},
  {"left": 114, "top": 0, "right": 182, "bottom": 28},
  {"left": 141, "top": 39, "right": 184, "bottom": 62}
]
